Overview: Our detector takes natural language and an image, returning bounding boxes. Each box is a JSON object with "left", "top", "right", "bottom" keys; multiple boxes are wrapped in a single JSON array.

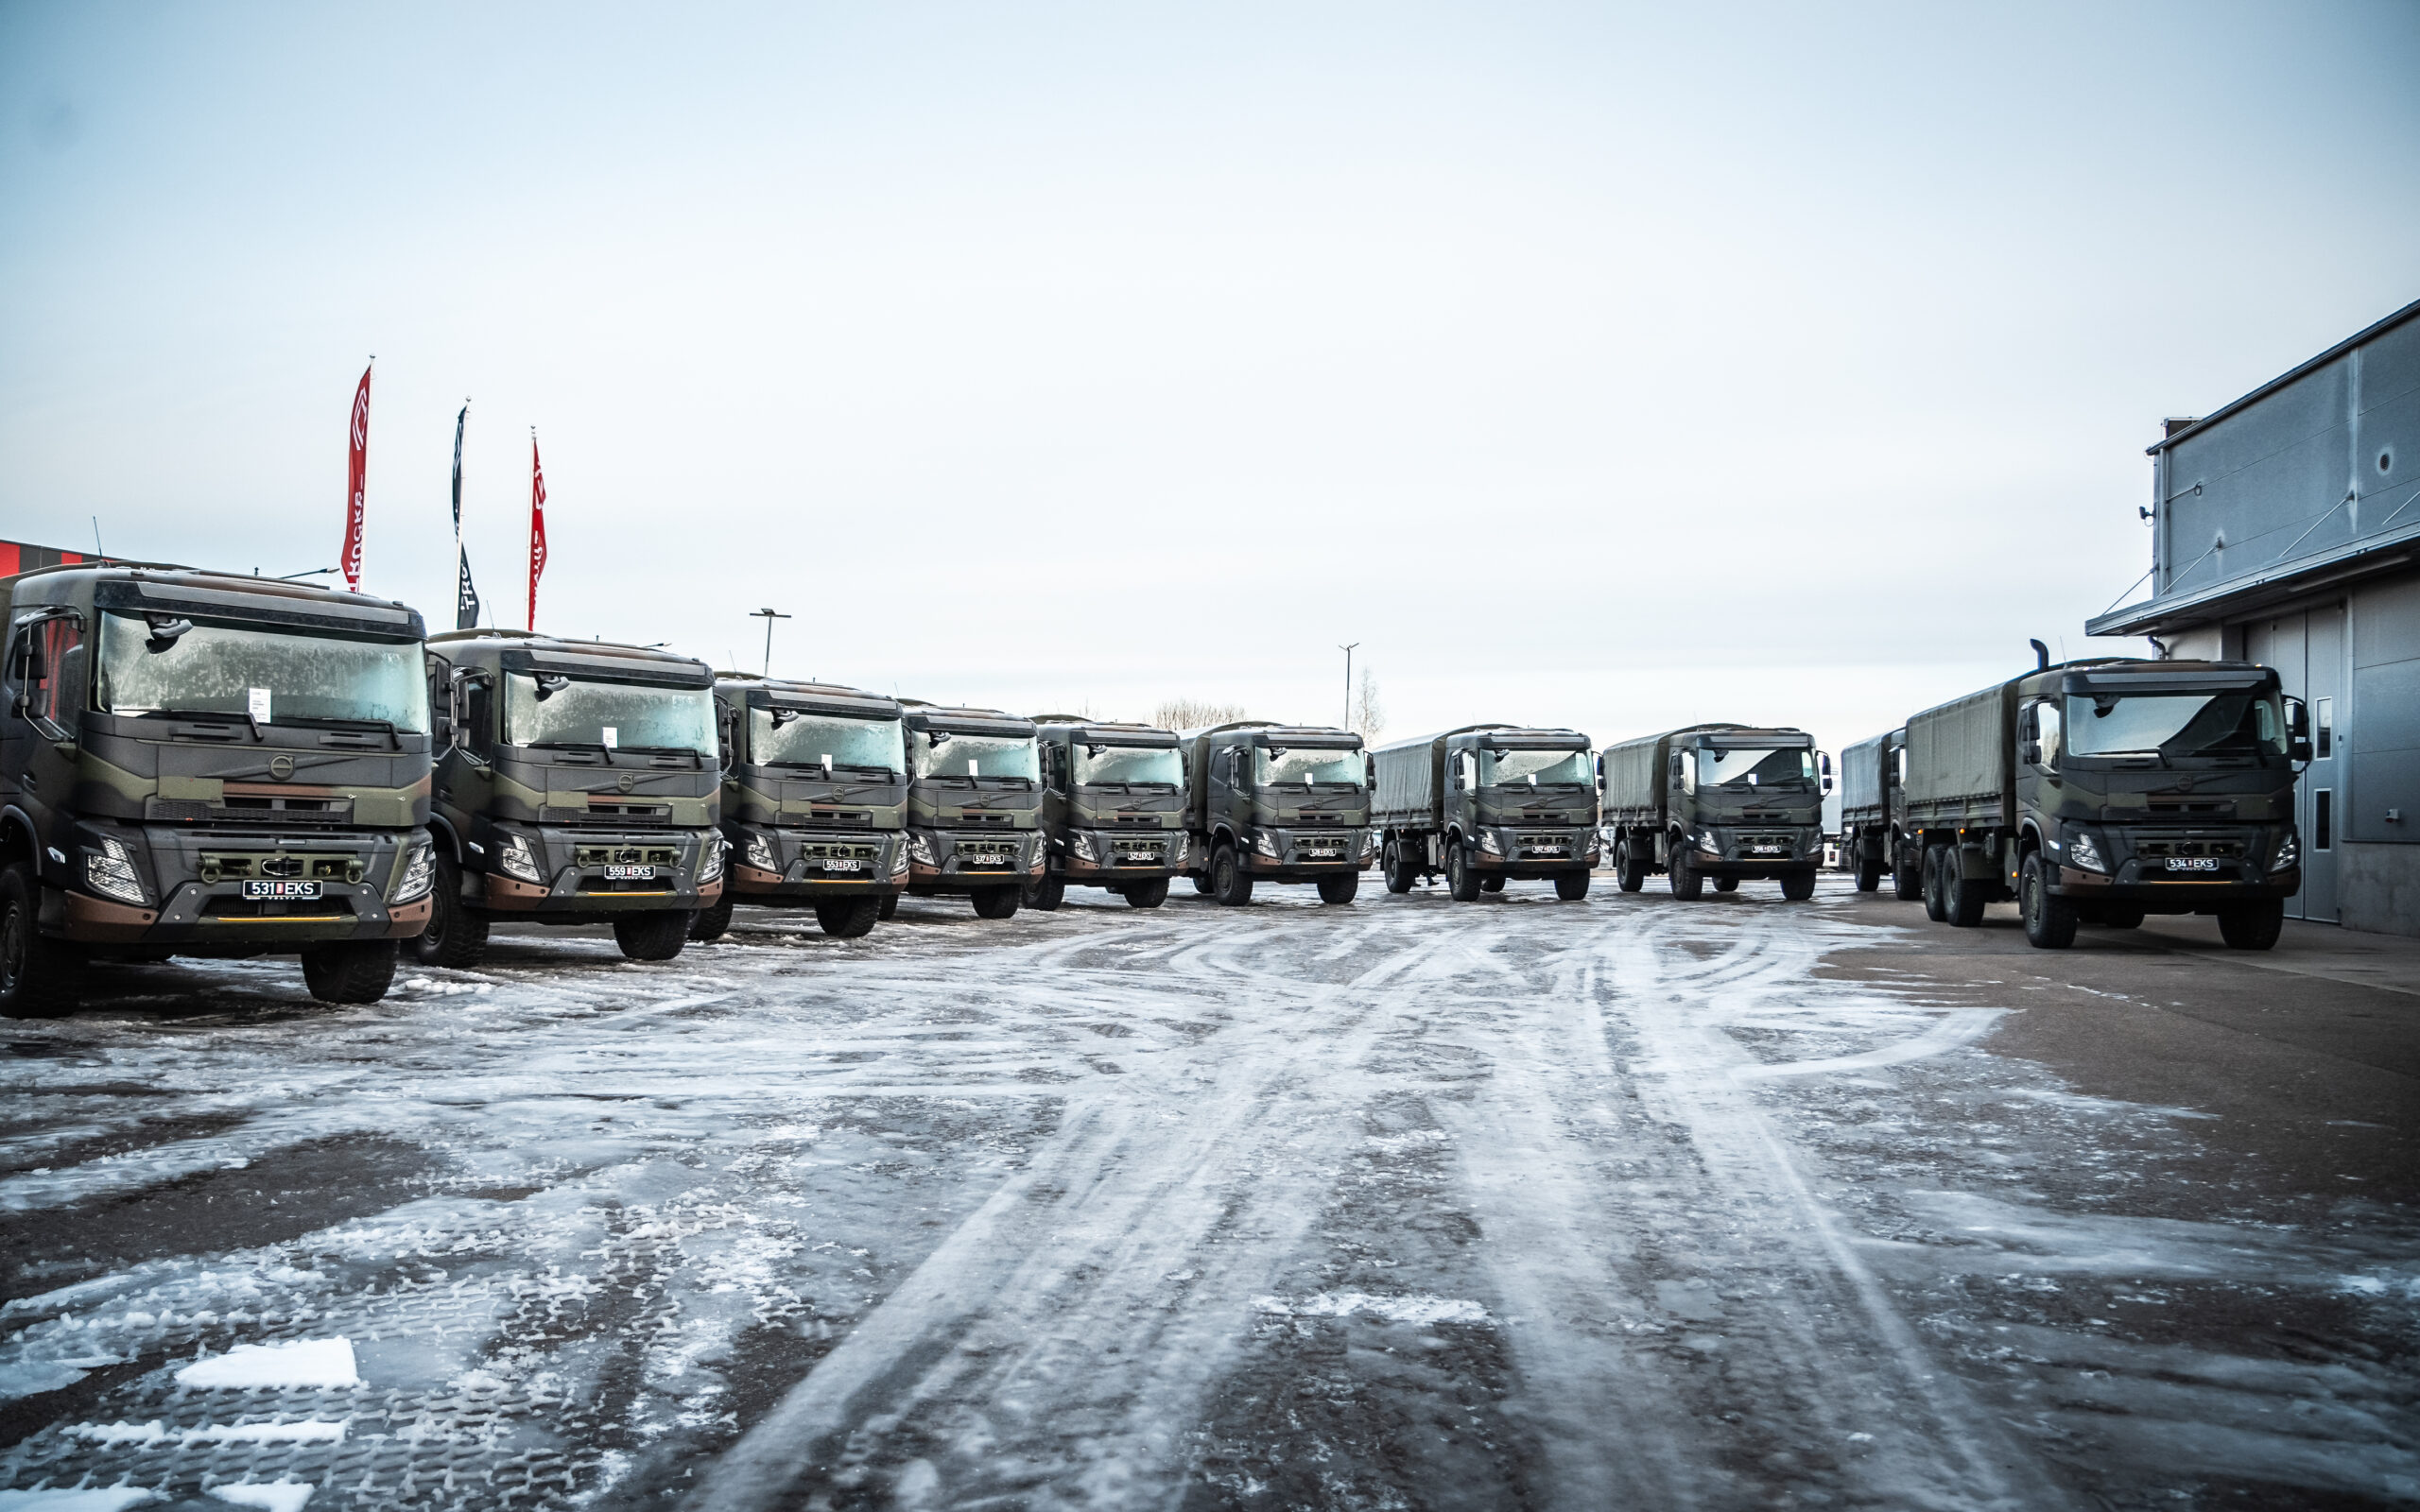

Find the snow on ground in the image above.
[{"left": 0, "top": 882, "right": 2411, "bottom": 1509}]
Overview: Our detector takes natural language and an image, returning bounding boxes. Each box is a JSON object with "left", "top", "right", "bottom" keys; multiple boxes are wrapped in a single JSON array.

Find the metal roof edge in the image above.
[
  {"left": 2147, "top": 298, "right": 2420, "bottom": 456},
  {"left": 2086, "top": 519, "right": 2420, "bottom": 635}
]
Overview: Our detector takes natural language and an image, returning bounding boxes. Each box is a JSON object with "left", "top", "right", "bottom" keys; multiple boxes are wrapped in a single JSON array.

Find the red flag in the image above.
[
  {"left": 527, "top": 433, "right": 548, "bottom": 631},
  {"left": 340, "top": 362, "right": 372, "bottom": 591}
]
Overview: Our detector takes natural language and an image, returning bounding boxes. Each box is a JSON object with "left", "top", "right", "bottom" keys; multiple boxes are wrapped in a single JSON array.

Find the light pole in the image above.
[
  {"left": 752, "top": 608, "right": 791, "bottom": 676},
  {"left": 1339, "top": 642, "right": 1359, "bottom": 730}
]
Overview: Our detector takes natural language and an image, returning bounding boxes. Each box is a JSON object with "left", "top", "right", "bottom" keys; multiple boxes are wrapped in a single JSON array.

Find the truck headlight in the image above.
[
  {"left": 2066, "top": 830, "right": 2106, "bottom": 873},
  {"left": 84, "top": 836, "right": 147, "bottom": 906},
  {"left": 1696, "top": 831, "right": 1721, "bottom": 856},
  {"left": 2272, "top": 829, "right": 2299, "bottom": 871},
  {"left": 743, "top": 832, "right": 777, "bottom": 872},
  {"left": 1068, "top": 832, "right": 1099, "bottom": 865},
  {"left": 390, "top": 841, "right": 436, "bottom": 903},
  {"left": 1028, "top": 835, "right": 1047, "bottom": 873},
  {"left": 495, "top": 831, "right": 544, "bottom": 883},
  {"left": 1253, "top": 830, "right": 1280, "bottom": 858},
  {"left": 908, "top": 831, "right": 938, "bottom": 866},
  {"left": 1358, "top": 831, "right": 1376, "bottom": 861},
  {"left": 1478, "top": 830, "right": 1503, "bottom": 856},
  {"left": 698, "top": 834, "right": 725, "bottom": 885},
  {"left": 890, "top": 838, "right": 911, "bottom": 878}
]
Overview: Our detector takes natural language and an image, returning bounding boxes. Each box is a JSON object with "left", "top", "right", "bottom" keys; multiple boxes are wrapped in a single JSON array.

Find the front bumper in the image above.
[
  {"left": 2054, "top": 863, "right": 2300, "bottom": 905},
  {"left": 725, "top": 823, "right": 905, "bottom": 899},
  {"left": 1240, "top": 825, "right": 1374, "bottom": 876},
  {"left": 49, "top": 824, "right": 432, "bottom": 947},
  {"left": 1057, "top": 828, "right": 1188, "bottom": 881},
  {"left": 1468, "top": 826, "right": 1600, "bottom": 875},
  {"left": 1686, "top": 826, "right": 1824, "bottom": 877},
  {"left": 475, "top": 825, "right": 721, "bottom": 915},
  {"left": 907, "top": 826, "right": 1044, "bottom": 890}
]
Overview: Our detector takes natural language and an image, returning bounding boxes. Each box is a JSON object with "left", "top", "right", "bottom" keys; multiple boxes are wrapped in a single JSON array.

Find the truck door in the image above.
[
  {"left": 2248, "top": 608, "right": 2342, "bottom": 922},
  {"left": 4, "top": 613, "right": 84, "bottom": 850}
]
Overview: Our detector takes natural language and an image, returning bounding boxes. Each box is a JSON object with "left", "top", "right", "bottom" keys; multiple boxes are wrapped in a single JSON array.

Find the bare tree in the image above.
[
  {"left": 1152, "top": 697, "right": 1250, "bottom": 731},
  {"left": 1352, "top": 668, "right": 1385, "bottom": 743}
]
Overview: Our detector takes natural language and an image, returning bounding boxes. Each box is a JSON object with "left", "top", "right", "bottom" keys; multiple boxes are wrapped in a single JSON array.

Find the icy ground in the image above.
[{"left": 0, "top": 880, "right": 2412, "bottom": 1510}]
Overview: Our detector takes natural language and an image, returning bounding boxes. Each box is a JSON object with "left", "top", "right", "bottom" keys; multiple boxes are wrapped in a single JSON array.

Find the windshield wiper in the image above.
[
  {"left": 282, "top": 714, "right": 404, "bottom": 750},
  {"left": 131, "top": 704, "right": 264, "bottom": 742},
  {"left": 530, "top": 740, "right": 614, "bottom": 765},
  {"left": 620, "top": 744, "right": 706, "bottom": 769}
]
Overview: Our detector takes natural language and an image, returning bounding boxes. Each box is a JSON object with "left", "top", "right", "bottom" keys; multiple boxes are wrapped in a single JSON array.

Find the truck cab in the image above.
[
  {"left": 418, "top": 631, "right": 722, "bottom": 966},
  {"left": 1028, "top": 718, "right": 1189, "bottom": 911},
  {"left": 1183, "top": 722, "right": 1373, "bottom": 906},
  {"left": 1836, "top": 728, "right": 1909, "bottom": 896},
  {"left": 900, "top": 704, "right": 1044, "bottom": 919},
  {"left": 693, "top": 675, "right": 908, "bottom": 941},
  {"left": 0, "top": 565, "right": 436, "bottom": 1013},
  {"left": 1602, "top": 724, "right": 1831, "bottom": 900},
  {"left": 1374, "top": 725, "right": 1599, "bottom": 900}
]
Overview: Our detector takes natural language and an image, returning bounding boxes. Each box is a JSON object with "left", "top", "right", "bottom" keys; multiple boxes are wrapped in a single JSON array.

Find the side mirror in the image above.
[
  {"left": 2290, "top": 738, "right": 2313, "bottom": 763},
  {"left": 535, "top": 675, "right": 571, "bottom": 700},
  {"left": 2285, "top": 697, "right": 2310, "bottom": 738},
  {"left": 144, "top": 617, "right": 194, "bottom": 653},
  {"left": 2022, "top": 741, "right": 2042, "bottom": 765},
  {"left": 1822, "top": 776, "right": 1834, "bottom": 795},
  {"left": 1819, "top": 751, "right": 1833, "bottom": 777}
]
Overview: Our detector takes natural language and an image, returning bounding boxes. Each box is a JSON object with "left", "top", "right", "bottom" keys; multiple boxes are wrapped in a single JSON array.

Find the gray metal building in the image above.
[{"left": 2089, "top": 299, "right": 2420, "bottom": 935}]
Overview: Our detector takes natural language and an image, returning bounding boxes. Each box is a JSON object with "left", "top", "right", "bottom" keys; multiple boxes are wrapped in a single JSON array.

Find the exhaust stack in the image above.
[{"left": 2030, "top": 639, "right": 2050, "bottom": 671}]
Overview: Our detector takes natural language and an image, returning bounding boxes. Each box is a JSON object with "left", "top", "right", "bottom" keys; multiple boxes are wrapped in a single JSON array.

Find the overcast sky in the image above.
[{"left": 3, "top": 2, "right": 2415, "bottom": 758}]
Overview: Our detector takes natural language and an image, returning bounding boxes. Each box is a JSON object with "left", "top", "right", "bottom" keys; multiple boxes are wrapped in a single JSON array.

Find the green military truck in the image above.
[
  {"left": 690, "top": 674, "right": 908, "bottom": 941},
  {"left": 416, "top": 630, "right": 722, "bottom": 965},
  {"left": 900, "top": 704, "right": 1044, "bottom": 919},
  {"left": 1599, "top": 724, "right": 1831, "bottom": 900},
  {"left": 1835, "top": 728, "right": 1913, "bottom": 896},
  {"left": 1899, "top": 651, "right": 2305, "bottom": 950},
  {"left": 0, "top": 564, "right": 437, "bottom": 1014},
  {"left": 1181, "top": 721, "right": 1373, "bottom": 905},
  {"left": 1372, "top": 724, "right": 1599, "bottom": 901},
  {"left": 1025, "top": 717, "right": 1189, "bottom": 911}
]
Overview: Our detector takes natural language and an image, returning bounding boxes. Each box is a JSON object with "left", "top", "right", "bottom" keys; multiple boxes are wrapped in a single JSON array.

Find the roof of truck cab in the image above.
[
  {"left": 1202, "top": 723, "right": 1362, "bottom": 747},
  {"left": 714, "top": 674, "right": 900, "bottom": 716},
  {"left": 898, "top": 704, "right": 1037, "bottom": 734},
  {"left": 7, "top": 564, "right": 425, "bottom": 637},
  {"left": 425, "top": 629, "right": 712, "bottom": 684},
  {"left": 1031, "top": 717, "right": 1180, "bottom": 746}
]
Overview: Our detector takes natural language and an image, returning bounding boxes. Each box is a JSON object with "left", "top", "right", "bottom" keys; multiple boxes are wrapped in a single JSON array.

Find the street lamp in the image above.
[
  {"left": 752, "top": 608, "right": 792, "bottom": 676},
  {"left": 1340, "top": 642, "right": 1359, "bottom": 730}
]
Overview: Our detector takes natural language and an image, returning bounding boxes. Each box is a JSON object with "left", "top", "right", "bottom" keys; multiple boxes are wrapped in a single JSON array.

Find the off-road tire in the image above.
[
  {"left": 1668, "top": 842, "right": 1704, "bottom": 901},
  {"left": 816, "top": 897, "right": 882, "bottom": 937},
  {"left": 1616, "top": 841, "right": 1647, "bottom": 893},
  {"left": 1921, "top": 846, "right": 1949, "bottom": 921},
  {"left": 1190, "top": 871, "right": 1216, "bottom": 896},
  {"left": 0, "top": 863, "right": 83, "bottom": 1019},
  {"left": 2098, "top": 904, "right": 2146, "bottom": 930},
  {"left": 1944, "top": 849, "right": 1987, "bottom": 928},
  {"left": 1714, "top": 875, "right": 1738, "bottom": 893},
  {"left": 1446, "top": 845, "right": 1482, "bottom": 902},
  {"left": 1780, "top": 868, "right": 1817, "bottom": 902},
  {"left": 1316, "top": 872, "right": 1358, "bottom": 905},
  {"left": 2019, "top": 851, "right": 2077, "bottom": 949},
  {"left": 1554, "top": 870, "right": 1590, "bottom": 901},
  {"left": 1855, "top": 852, "right": 1883, "bottom": 892},
  {"left": 300, "top": 938, "right": 398, "bottom": 1005},
  {"left": 412, "top": 853, "right": 490, "bottom": 968},
  {"left": 972, "top": 885, "right": 1022, "bottom": 920},
  {"left": 614, "top": 910, "right": 692, "bottom": 961},
  {"left": 1024, "top": 875, "right": 1065, "bottom": 912},
  {"left": 879, "top": 893, "right": 900, "bottom": 919},
  {"left": 1480, "top": 873, "right": 1506, "bottom": 894},
  {"left": 1212, "top": 845, "right": 1253, "bottom": 907},
  {"left": 1893, "top": 845, "right": 1923, "bottom": 902},
  {"left": 688, "top": 891, "right": 735, "bottom": 942},
  {"left": 1382, "top": 840, "right": 1415, "bottom": 895},
  {"left": 1123, "top": 879, "right": 1169, "bottom": 909},
  {"left": 2218, "top": 900, "right": 2284, "bottom": 951}
]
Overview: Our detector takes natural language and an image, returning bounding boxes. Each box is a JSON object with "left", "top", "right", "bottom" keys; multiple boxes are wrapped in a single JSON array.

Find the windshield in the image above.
[
  {"left": 1077, "top": 745, "right": 1183, "bottom": 787},
  {"left": 2066, "top": 691, "right": 2283, "bottom": 760},
  {"left": 1700, "top": 746, "right": 1816, "bottom": 788},
  {"left": 96, "top": 613, "right": 429, "bottom": 731},
  {"left": 1254, "top": 746, "right": 1363, "bottom": 787},
  {"left": 1480, "top": 748, "right": 1590, "bottom": 786},
  {"left": 505, "top": 674, "right": 714, "bottom": 753},
  {"left": 912, "top": 730, "right": 1039, "bottom": 782},
  {"left": 752, "top": 709, "right": 905, "bottom": 775}
]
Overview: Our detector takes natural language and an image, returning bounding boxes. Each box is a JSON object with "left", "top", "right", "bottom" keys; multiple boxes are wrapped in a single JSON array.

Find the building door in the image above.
[{"left": 2244, "top": 605, "right": 2342, "bottom": 922}]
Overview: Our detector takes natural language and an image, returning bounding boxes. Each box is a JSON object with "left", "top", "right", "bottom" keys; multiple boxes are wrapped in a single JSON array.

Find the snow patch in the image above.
[
  {"left": 0, "top": 1492, "right": 161, "bottom": 1511},
  {"left": 0, "top": 1357, "right": 122, "bottom": 1401},
  {"left": 175, "top": 1339, "right": 358, "bottom": 1389},
  {"left": 207, "top": 1485, "right": 315, "bottom": 1512},
  {"left": 1255, "top": 1292, "right": 1492, "bottom": 1326},
  {"left": 65, "top": 1421, "right": 345, "bottom": 1448}
]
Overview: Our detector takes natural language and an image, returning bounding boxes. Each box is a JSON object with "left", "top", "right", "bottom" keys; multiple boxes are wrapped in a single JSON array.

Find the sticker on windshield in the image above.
[
  {"left": 967, "top": 759, "right": 980, "bottom": 777},
  {"left": 248, "top": 687, "right": 272, "bottom": 725},
  {"left": 602, "top": 726, "right": 618, "bottom": 749}
]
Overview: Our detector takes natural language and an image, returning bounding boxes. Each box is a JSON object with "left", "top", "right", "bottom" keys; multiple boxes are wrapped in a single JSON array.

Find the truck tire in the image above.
[
  {"left": 1382, "top": 840, "right": 1414, "bottom": 894},
  {"left": 413, "top": 853, "right": 491, "bottom": 968},
  {"left": 1211, "top": 846, "right": 1253, "bottom": 906},
  {"left": 1123, "top": 879, "right": 1169, "bottom": 909},
  {"left": 1446, "top": 845, "right": 1482, "bottom": 902},
  {"left": 1480, "top": 874, "right": 1506, "bottom": 894},
  {"left": 1893, "top": 844, "right": 1922, "bottom": 902},
  {"left": 1714, "top": 876, "right": 1738, "bottom": 893},
  {"left": 879, "top": 893, "right": 900, "bottom": 920},
  {"left": 972, "top": 885, "right": 1022, "bottom": 919},
  {"left": 1855, "top": 852, "right": 1883, "bottom": 892},
  {"left": 0, "top": 863, "right": 83, "bottom": 1019},
  {"left": 689, "top": 891, "right": 735, "bottom": 942},
  {"left": 816, "top": 897, "right": 882, "bottom": 937},
  {"left": 2218, "top": 900, "right": 2284, "bottom": 951},
  {"left": 2019, "top": 851, "right": 2077, "bottom": 949},
  {"left": 1921, "top": 846, "right": 1948, "bottom": 921},
  {"left": 1668, "top": 842, "right": 1704, "bottom": 901},
  {"left": 614, "top": 910, "right": 692, "bottom": 960},
  {"left": 1024, "top": 875, "right": 1065, "bottom": 912},
  {"left": 1944, "top": 850, "right": 1987, "bottom": 927},
  {"left": 1780, "top": 868, "right": 1817, "bottom": 902},
  {"left": 300, "top": 938, "right": 398, "bottom": 1005},
  {"left": 1613, "top": 841, "right": 1643, "bottom": 892},
  {"left": 1316, "top": 873, "right": 1358, "bottom": 905},
  {"left": 1191, "top": 870, "right": 1215, "bottom": 896},
  {"left": 1555, "top": 871, "right": 1590, "bottom": 901}
]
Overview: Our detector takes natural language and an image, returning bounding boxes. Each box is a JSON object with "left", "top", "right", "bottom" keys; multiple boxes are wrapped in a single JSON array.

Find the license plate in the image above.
[
  {"left": 819, "top": 858, "right": 866, "bottom": 871},
  {"left": 1305, "top": 848, "right": 1341, "bottom": 859},
  {"left": 2165, "top": 857, "right": 2220, "bottom": 872},
  {"left": 965, "top": 853, "right": 1012, "bottom": 868},
  {"left": 1750, "top": 846, "right": 1785, "bottom": 855},
  {"left": 1528, "top": 845, "right": 1567, "bottom": 855},
  {"left": 605, "top": 865, "right": 656, "bottom": 881},
  {"left": 242, "top": 879, "right": 320, "bottom": 901}
]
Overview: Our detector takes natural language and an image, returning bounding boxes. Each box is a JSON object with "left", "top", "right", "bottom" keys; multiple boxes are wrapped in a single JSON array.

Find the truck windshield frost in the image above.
[
  {"left": 913, "top": 732, "right": 1038, "bottom": 782},
  {"left": 505, "top": 675, "right": 714, "bottom": 753},
  {"left": 1256, "top": 747, "right": 1362, "bottom": 787},
  {"left": 1700, "top": 747, "right": 1816, "bottom": 788},
  {"left": 1480, "top": 749, "right": 1590, "bottom": 786},
  {"left": 96, "top": 613, "right": 429, "bottom": 730},
  {"left": 2066, "top": 691, "right": 2284, "bottom": 761},
  {"left": 1078, "top": 746, "right": 1183, "bottom": 787},
  {"left": 754, "top": 711, "right": 905, "bottom": 774}
]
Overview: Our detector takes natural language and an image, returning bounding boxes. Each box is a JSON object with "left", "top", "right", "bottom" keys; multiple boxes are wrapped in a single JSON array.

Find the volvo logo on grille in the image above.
[
  {"left": 2175, "top": 775, "right": 2195, "bottom": 793},
  {"left": 617, "top": 773, "right": 637, "bottom": 793},
  {"left": 268, "top": 753, "right": 295, "bottom": 781}
]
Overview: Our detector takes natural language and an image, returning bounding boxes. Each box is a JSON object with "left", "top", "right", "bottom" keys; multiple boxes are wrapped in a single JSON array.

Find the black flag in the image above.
[{"left": 450, "top": 402, "right": 481, "bottom": 630}]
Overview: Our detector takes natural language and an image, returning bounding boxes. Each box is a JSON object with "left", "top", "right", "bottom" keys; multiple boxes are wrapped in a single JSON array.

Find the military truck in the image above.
[
  {"left": 691, "top": 675, "right": 907, "bottom": 941},
  {"left": 1836, "top": 728, "right": 1914, "bottom": 896},
  {"left": 1026, "top": 717, "right": 1188, "bottom": 910},
  {"left": 899, "top": 704, "right": 1044, "bottom": 919},
  {"left": 1181, "top": 722, "right": 1373, "bottom": 905},
  {"left": 416, "top": 631, "right": 722, "bottom": 966},
  {"left": 0, "top": 564, "right": 437, "bottom": 1014},
  {"left": 1372, "top": 725, "right": 1599, "bottom": 901},
  {"left": 1599, "top": 724, "right": 1831, "bottom": 900},
  {"left": 1898, "top": 650, "right": 2305, "bottom": 950}
]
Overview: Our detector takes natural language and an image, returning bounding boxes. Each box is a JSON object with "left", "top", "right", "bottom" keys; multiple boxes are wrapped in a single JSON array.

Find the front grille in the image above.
[
  {"left": 1110, "top": 838, "right": 1167, "bottom": 864},
  {"left": 958, "top": 813, "right": 1011, "bottom": 825},
  {"left": 199, "top": 852, "right": 367, "bottom": 884},
  {"left": 803, "top": 842, "right": 880, "bottom": 861},
  {"left": 2135, "top": 836, "right": 2244, "bottom": 859},
  {"left": 956, "top": 841, "right": 1020, "bottom": 869},
  {"left": 1115, "top": 815, "right": 1163, "bottom": 826},
  {"left": 1516, "top": 833, "right": 1573, "bottom": 856},
  {"left": 542, "top": 804, "right": 673, "bottom": 825},
  {"left": 1737, "top": 833, "right": 1797, "bottom": 854},
  {"left": 2149, "top": 801, "right": 2236, "bottom": 816},
  {"left": 810, "top": 809, "right": 873, "bottom": 828},
  {"left": 200, "top": 896, "right": 358, "bottom": 919},
  {"left": 146, "top": 799, "right": 211, "bottom": 822},
  {"left": 575, "top": 845, "right": 680, "bottom": 867}
]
